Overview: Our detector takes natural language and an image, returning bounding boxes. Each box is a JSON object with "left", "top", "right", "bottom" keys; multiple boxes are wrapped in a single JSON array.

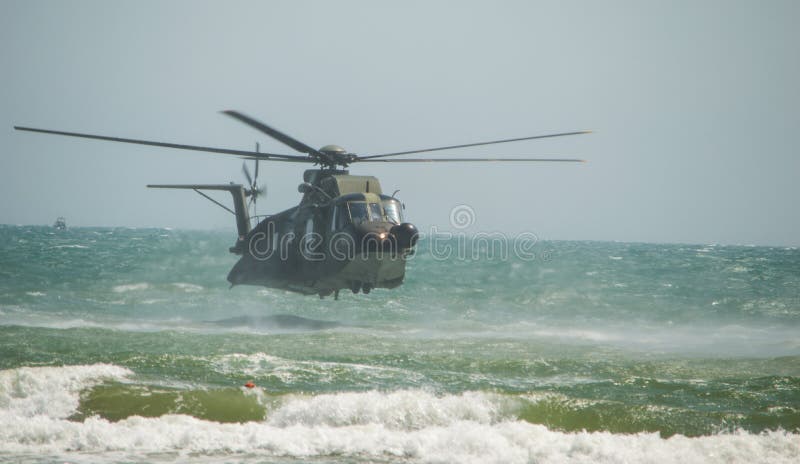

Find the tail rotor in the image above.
[{"left": 242, "top": 143, "right": 265, "bottom": 217}]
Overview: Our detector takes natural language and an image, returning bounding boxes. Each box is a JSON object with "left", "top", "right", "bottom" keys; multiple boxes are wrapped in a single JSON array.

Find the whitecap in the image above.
[
  {"left": 0, "top": 396, "right": 796, "bottom": 464},
  {"left": 171, "top": 282, "right": 204, "bottom": 293},
  {"left": 267, "top": 390, "right": 504, "bottom": 429},
  {"left": 112, "top": 283, "right": 150, "bottom": 293},
  {"left": 0, "top": 364, "right": 132, "bottom": 419},
  {"left": 211, "top": 352, "right": 425, "bottom": 386}
]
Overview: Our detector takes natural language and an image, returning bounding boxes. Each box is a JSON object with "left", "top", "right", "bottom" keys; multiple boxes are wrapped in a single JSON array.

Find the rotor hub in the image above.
[
  {"left": 318, "top": 145, "right": 358, "bottom": 168},
  {"left": 319, "top": 144, "right": 347, "bottom": 156}
]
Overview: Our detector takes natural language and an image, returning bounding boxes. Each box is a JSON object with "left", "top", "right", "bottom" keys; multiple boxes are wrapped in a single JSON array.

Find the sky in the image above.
[{"left": 1, "top": 0, "right": 798, "bottom": 246}]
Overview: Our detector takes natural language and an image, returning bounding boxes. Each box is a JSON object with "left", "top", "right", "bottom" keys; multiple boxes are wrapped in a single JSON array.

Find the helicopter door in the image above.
[
  {"left": 302, "top": 215, "right": 324, "bottom": 258},
  {"left": 331, "top": 204, "right": 348, "bottom": 231}
]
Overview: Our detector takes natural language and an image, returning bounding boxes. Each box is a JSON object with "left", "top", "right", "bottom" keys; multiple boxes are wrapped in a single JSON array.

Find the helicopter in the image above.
[{"left": 14, "top": 111, "right": 589, "bottom": 299}]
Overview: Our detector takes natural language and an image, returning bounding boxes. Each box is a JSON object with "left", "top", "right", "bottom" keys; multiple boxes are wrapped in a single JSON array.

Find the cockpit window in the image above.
[
  {"left": 382, "top": 200, "right": 403, "bottom": 224},
  {"left": 347, "top": 201, "right": 385, "bottom": 224},
  {"left": 347, "top": 202, "right": 369, "bottom": 224},
  {"left": 368, "top": 203, "right": 382, "bottom": 222}
]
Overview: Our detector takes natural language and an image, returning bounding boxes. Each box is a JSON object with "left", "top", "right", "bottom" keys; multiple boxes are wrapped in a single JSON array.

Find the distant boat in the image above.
[{"left": 53, "top": 217, "right": 67, "bottom": 230}]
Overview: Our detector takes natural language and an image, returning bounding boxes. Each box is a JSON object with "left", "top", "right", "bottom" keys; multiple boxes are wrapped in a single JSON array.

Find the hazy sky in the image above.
[{"left": 2, "top": 1, "right": 798, "bottom": 246}]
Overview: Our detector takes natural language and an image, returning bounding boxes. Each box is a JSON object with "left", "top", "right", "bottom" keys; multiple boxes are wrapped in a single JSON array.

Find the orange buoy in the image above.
[{"left": 244, "top": 380, "right": 255, "bottom": 388}]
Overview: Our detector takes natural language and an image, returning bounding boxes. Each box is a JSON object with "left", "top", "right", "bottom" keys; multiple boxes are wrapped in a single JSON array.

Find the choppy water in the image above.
[{"left": 0, "top": 225, "right": 798, "bottom": 463}]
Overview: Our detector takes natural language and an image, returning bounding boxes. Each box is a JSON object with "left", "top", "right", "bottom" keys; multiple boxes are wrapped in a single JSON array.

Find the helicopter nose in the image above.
[
  {"left": 353, "top": 224, "right": 393, "bottom": 252},
  {"left": 352, "top": 223, "right": 417, "bottom": 253},
  {"left": 390, "top": 222, "right": 419, "bottom": 250}
]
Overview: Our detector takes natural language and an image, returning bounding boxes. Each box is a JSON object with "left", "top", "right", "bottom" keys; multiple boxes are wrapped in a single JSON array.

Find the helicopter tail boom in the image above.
[{"left": 147, "top": 184, "right": 251, "bottom": 253}]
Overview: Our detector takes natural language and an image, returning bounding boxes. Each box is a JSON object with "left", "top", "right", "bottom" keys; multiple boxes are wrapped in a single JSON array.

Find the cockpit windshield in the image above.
[
  {"left": 382, "top": 199, "right": 403, "bottom": 224},
  {"left": 368, "top": 203, "right": 382, "bottom": 222},
  {"left": 347, "top": 201, "right": 386, "bottom": 224},
  {"left": 347, "top": 202, "right": 369, "bottom": 224}
]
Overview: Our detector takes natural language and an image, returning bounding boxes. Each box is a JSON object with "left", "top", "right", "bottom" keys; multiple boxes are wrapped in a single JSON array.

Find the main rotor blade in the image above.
[
  {"left": 362, "top": 130, "right": 592, "bottom": 159},
  {"left": 14, "top": 126, "right": 313, "bottom": 162},
  {"left": 222, "top": 110, "right": 322, "bottom": 157},
  {"left": 358, "top": 157, "right": 586, "bottom": 163},
  {"left": 148, "top": 184, "right": 245, "bottom": 190}
]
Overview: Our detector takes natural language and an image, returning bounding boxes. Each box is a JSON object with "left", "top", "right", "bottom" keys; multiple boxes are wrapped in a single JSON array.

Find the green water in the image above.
[{"left": 0, "top": 225, "right": 798, "bottom": 463}]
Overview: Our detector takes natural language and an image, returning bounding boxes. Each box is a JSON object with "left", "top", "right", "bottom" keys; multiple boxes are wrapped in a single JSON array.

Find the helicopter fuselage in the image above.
[{"left": 226, "top": 169, "right": 418, "bottom": 298}]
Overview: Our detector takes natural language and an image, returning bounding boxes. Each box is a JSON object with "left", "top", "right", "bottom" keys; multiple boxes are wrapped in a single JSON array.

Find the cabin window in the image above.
[
  {"left": 382, "top": 200, "right": 403, "bottom": 224},
  {"left": 305, "top": 217, "right": 314, "bottom": 236}
]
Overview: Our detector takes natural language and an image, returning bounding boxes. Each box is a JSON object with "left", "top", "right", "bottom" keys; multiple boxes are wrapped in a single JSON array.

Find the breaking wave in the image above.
[{"left": 0, "top": 365, "right": 798, "bottom": 463}]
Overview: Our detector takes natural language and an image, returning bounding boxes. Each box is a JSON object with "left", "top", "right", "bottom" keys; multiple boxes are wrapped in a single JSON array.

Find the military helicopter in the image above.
[{"left": 15, "top": 111, "right": 589, "bottom": 299}]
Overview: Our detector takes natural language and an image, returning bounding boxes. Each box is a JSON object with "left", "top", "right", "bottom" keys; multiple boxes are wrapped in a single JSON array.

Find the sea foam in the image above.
[
  {"left": 0, "top": 365, "right": 798, "bottom": 463},
  {"left": 112, "top": 283, "right": 150, "bottom": 293},
  {"left": 0, "top": 364, "right": 132, "bottom": 419}
]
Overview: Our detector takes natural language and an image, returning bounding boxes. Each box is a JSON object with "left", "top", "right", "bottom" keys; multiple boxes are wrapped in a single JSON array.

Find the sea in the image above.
[{"left": 0, "top": 224, "right": 798, "bottom": 464}]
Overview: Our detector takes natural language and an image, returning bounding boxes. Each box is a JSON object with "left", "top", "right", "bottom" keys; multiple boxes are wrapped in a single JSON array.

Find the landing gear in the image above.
[
  {"left": 318, "top": 289, "right": 342, "bottom": 300},
  {"left": 349, "top": 281, "right": 373, "bottom": 294}
]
